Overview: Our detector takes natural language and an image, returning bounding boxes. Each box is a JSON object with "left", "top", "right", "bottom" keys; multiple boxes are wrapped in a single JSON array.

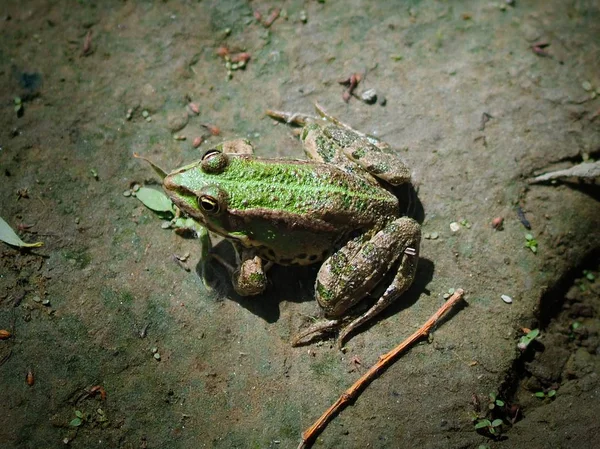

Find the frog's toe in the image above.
[{"left": 291, "top": 319, "right": 342, "bottom": 347}]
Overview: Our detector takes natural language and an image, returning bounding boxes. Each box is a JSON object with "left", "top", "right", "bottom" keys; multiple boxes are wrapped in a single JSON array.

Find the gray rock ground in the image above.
[{"left": 1, "top": 1, "right": 599, "bottom": 448}]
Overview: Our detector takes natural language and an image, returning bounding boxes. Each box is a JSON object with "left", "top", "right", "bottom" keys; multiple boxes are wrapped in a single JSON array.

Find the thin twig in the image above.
[{"left": 297, "top": 288, "right": 465, "bottom": 449}]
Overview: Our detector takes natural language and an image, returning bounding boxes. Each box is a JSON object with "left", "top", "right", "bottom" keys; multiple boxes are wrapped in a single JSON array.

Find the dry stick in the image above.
[{"left": 297, "top": 288, "right": 465, "bottom": 449}]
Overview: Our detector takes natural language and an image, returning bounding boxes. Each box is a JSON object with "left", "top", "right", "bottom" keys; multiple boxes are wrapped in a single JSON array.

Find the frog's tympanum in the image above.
[{"left": 162, "top": 106, "right": 421, "bottom": 348}]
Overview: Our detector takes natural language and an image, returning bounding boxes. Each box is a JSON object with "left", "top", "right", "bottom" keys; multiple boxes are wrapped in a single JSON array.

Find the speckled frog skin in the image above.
[{"left": 162, "top": 111, "right": 421, "bottom": 347}]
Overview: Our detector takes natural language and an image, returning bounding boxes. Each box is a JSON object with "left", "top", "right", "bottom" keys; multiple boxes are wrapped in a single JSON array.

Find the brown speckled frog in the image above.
[{"left": 161, "top": 105, "right": 421, "bottom": 348}]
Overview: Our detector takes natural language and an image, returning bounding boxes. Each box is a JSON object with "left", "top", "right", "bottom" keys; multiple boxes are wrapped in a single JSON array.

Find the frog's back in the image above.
[{"left": 220, "top": 157, "right": 399, "bottom": 265}]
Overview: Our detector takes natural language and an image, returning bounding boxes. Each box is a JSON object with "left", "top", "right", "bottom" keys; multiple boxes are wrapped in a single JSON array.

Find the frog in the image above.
[{"left": 160, "top": 105, "right": 421, "bottom": 348}]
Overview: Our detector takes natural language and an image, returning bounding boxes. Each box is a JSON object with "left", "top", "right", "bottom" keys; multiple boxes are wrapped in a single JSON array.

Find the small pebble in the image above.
[
  {"left": 151, "top": 347, "right": 158, "bottom": 353},
  {"left": 123, "top": 190, "right": 131, "bottom": 197},
  {"left": 430, "top": 231, "right": 439, "bottom": 240},
  {"left": 132, "top": 184, "right": 140, "bottom": 192},
  {"left": 161, "top": 221, "right": 171, "bottom": 229},
  {"left": 582, "top": 81, "right": 592, "bottom": 92},
  {"left": 361, "top": 88, "right": 378, "bottom": 104},
  {"left": 492, "top": 216, "right": 504, "bottom": 230},
  {"left": 193, "top": 136, "right": 204, "bottom": 148},
  {"left": 153, "top": 353, "right": 161, "bottom": 361},
  {"left": 167, "top": 111, "right": 189, "bottom": 132},
  {"left": 32, "top": 295, "right": 41, "bottom": 303},
  {"left": 449, "top": 222, "right": 461, "bottom": 232},
  {"left": 501, "top": 294, "right": 513, "bottom": 304},
  {"left": 42, "top": 299, "right": 50, "bottom": 306},
  {"left": 142, "top": 110, "right": 149, "bottom": 118}
]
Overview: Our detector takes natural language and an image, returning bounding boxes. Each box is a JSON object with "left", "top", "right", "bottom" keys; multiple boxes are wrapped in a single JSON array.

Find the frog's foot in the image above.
[{"left": 291, "top": 319, "right": 345, "bottom": 347}]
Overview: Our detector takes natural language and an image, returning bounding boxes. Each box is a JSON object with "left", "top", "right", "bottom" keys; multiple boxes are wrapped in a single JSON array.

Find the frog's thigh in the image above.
[{"left": 316, "top": 217, "right": 420, "bottom": 317}]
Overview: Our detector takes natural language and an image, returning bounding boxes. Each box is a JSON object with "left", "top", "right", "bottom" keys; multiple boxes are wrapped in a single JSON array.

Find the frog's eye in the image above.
[
  {"left": 197, "top": 185, "right": 228, "bottom": 215},
  {"left": 198, "top": 195, "right": 220, "bottom": 214},
  {"left": 201, "top": 149, "right": 229, "bottom": 174}
]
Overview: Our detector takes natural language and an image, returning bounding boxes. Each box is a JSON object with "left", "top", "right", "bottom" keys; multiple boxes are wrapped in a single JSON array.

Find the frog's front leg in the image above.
[
  {"left": 231, "top": 247, "right": 270, "bottom": 296},
  {"left": 200, "top": 227, "right": 269, "bottom": 296},
  {"left": 211, "top": 244, "right": 270, "bottom": 296},
  {"left": 315, "top": 217, "right": 421, "bottom": 348}
]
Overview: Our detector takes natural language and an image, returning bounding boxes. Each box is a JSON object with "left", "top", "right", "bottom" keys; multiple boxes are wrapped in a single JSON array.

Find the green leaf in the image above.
[
  {"left": 491, "top": 419, "right": 503, "bottom": 427},
  {"left": 474, "top": 420, "right": 491, "bottom": 429},
  {"left": 585, "top": 272, "right": 595, "bottom": 281},
  {"left": 75, "top": 410, "right": 84, "bottom": 418},
  {"left": 0, "top": 216, "right": 43, "bottom": 248},
  {"left": 525, "top": 233, "right": 533, "bottom": 241},
  {"left": 534, "top": 391, "right": 545, "bottom": 398},
  {"left": 495, "top": 399, "right": 505, "bottom": 407},
  {"left": 69, "top": 417, "right": 82, "bottom": 427},
  {"left": 135, "top": 187, "right": 174, "bottom": 213},
  {"left": 547, "top": 390, "right": 556, "bottom": 397},
  {"left": 488, "top": 392, "right": 496, "bottom": 401},
  {"left": 527, "top": 329, "right": 540, "bottom": 340}
]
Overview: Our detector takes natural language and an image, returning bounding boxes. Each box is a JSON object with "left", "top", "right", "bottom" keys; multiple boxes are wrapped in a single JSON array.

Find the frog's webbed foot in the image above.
[{"left": 291, "top": 319, "right": 345, "bottom": 347}]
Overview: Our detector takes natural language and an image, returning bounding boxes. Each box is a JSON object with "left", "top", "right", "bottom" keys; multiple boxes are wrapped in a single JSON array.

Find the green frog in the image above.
[{"left": 160, "top": 105, "right": 421, "bottom": 348}]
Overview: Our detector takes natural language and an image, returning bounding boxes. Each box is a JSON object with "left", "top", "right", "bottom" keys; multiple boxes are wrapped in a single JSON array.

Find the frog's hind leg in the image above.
[
  {"left": 314, "top": 217, "right": 420, "bottom": 349},
  {"left": 335, "top": 222, "right": 420, "bottom": 348},
  {"left": 291, "top": 319, "right": 345, "bottom": 347}
]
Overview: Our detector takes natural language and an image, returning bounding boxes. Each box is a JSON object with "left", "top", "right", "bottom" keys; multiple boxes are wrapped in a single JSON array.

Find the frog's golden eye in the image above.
[
  {"left": 197, "top": 185, "right": 228, "bottom": 215},
  {"left": 198, "top": 195, "right": 220, "bottom": 214},
  {"left": 201, "top": 149, "right": 229, "bottom": 174}
]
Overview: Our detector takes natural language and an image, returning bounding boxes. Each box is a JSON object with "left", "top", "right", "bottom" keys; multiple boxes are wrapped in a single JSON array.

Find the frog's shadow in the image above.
[
  {"left": 197, "top": 254, "right": 320, "bottom": 323},
  {"left": 197, "top": 248, "right": 435, "bottom": 330}
]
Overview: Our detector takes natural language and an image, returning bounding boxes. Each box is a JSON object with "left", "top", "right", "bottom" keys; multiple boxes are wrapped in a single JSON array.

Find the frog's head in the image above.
[{"left": 163, "top": 148, "right": 235, "bottom": 236}]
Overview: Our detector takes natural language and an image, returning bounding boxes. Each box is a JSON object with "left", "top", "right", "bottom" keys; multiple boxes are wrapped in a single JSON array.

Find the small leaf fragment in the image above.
[
  {"left": 474, "top": 420, "right": 491, "bottom": 429},
  {"left": 69, "top": 417, "right": 82, "bottom": 427},
  {"left": 0, "top": 216, "right": 43, "bottom": 248},
  {"left": 135, "top": 188, "right": 174, "bottom": 213}
]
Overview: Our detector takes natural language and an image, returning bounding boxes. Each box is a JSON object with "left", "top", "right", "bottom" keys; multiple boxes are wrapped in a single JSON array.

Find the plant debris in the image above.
[{"left": 0, "top": 216, "right": 43, "bottom": 248}]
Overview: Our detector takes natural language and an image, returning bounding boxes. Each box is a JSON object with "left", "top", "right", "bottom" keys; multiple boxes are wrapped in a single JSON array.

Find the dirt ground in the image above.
[{"left": 1, "top": 1, "right": 599, "bottom": 448}]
